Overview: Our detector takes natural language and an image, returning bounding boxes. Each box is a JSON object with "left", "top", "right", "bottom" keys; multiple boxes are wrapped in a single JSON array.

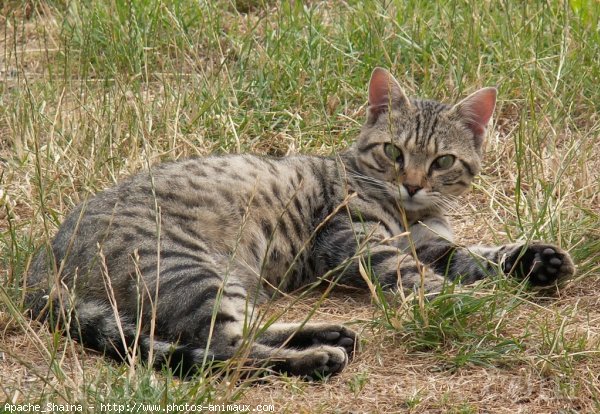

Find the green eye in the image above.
[
  {"left": 433, "top": 155, "right": 455, "bottom": 170},
  {"left": 383, "top": 143, "right": 404, "bottom": 167}
]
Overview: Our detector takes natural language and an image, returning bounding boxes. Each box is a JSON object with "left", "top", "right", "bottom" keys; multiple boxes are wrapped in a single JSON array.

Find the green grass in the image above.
[{"left": 1, "top": 0, "right": 599, "bottom": 412}]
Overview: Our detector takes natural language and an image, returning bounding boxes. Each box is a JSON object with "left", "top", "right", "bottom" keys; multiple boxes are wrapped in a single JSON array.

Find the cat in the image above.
[{"left": 24, "top": 68, "right": 575, "bottom": 378}]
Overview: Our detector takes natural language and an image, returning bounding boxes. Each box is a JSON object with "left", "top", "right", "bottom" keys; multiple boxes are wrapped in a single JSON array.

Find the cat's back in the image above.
[
  {"left": 29, "top": 154, "right": 341, "bottom": 294},
  {"left": 60, "top": 154, "right": 333, "bottom": 230},
  {"left": 104, "top": 153, "right": 338, "bottom": 230}
]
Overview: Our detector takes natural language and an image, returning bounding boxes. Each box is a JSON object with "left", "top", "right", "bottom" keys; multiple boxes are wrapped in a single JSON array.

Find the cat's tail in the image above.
[{"left": 65, "top": 300, "right": 215, "bottom": 376}]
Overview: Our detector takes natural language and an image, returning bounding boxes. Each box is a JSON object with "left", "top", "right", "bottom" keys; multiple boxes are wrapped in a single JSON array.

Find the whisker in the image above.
[{"left": 346, "top": 170, "right": 389, "bottom": 190}]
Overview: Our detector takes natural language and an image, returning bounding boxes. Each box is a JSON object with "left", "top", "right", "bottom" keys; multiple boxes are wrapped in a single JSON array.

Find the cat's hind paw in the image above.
[
  {"left": 504, "top": 243, "right": 575, "bottom": 286},
  {"left": 283, "top": 346, "right": 349, "bottom": 379},
  {"left": 308, "top": 324, "right": 357, "bottom": 357}
]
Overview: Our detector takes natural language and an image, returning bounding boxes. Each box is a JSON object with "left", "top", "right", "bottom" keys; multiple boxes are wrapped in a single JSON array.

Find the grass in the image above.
[{"left": 1, "top": 0, "right": 599, "bottom": 412}]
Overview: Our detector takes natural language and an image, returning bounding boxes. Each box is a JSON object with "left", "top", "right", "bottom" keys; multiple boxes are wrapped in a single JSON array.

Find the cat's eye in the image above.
[
  {"left": 383, "top": 143, "right": 404, "bottom": 166},
  {"left": 432, "top": 155, "right": 456, "bottom": 170}
]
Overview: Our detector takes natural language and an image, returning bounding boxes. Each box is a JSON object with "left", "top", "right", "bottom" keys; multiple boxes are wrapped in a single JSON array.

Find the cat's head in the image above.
[{"left": 349, "top": 68, "right": 496, "bottom": 212}]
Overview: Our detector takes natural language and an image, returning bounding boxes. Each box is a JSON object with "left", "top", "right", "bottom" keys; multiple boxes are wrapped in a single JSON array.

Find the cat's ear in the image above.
[
  {"left": 367, "top": 68, "right": 410, "bottom": 123},
  {"left": 450, "top": 87, "right": 497, "bottom": 147}
]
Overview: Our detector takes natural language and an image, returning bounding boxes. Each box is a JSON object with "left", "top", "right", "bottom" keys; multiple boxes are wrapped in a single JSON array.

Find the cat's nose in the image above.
[{"left": 403, "top": 184, "right": 422, "bottom": 197}]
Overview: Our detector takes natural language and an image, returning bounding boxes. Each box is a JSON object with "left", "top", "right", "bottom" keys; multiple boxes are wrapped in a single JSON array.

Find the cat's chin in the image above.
[{"left": 398, "top": 198, "right": 430, "bottom": 211}]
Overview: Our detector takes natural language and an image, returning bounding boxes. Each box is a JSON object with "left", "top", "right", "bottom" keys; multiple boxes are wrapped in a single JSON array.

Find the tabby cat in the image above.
[{"left": 25, "top": 68, "right": 575, "bottom": 378}]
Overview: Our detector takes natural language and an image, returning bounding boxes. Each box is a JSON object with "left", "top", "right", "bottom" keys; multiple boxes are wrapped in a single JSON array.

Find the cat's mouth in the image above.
[
  {"left": 396, "top": 186, "right": 432, "bottom": 211},
  {"left": 398, "top": 189, "right": 455, "bottom": 213}
]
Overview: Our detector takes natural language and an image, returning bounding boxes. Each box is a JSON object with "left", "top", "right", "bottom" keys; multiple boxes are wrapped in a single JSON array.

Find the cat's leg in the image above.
[
  {"left": 152, "top": 265, "right": 355, "bottom": 377},
  {"left": 65, "top": 269, "right": 351, "bottom": 378},
  {"left": 411, "top": 217, "right": 575, "bottom": 286},
  {"left": 256, "top": 322, "right": 357, "bottom": 356},
  {"left": 360, "top": 247, "right": 447, "bottom": 293},
  {"left": 446, "top": 243, "right": 575, "bottom": 286},
  {"left": 315, "top": 214, "right": 447, "bottom": 293}
]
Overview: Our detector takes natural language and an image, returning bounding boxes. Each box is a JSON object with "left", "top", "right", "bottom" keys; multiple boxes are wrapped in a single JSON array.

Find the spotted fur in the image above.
[{"left": 24, "top": 68, "right": 575, "bottom": 378}]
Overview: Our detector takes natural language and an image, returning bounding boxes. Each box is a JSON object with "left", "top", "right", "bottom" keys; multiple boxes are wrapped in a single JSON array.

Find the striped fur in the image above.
[{"left": 24, "top": 68, "right": 575, "bottom": 378}]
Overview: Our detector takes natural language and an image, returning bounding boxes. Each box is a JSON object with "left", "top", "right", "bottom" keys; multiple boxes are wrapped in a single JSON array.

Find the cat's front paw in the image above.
[{"left": 504, "top": 243, "right": 575, "bottom": 286}]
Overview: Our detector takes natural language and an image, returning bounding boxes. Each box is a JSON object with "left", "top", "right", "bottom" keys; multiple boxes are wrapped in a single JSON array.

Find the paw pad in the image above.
[{"left": 505, "top": 243, "right": 575, "bottom": 286}]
